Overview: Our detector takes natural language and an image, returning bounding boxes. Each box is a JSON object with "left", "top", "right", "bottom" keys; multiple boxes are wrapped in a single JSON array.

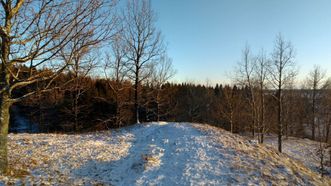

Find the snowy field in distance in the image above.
[{"left": 0, "top": 122, "right": 330, "bottom": 185}]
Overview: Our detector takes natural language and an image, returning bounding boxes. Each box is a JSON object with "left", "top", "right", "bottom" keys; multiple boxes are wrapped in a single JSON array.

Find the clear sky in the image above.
[{"left": 150, "top": 0, "right": 331, "bottom": 85}]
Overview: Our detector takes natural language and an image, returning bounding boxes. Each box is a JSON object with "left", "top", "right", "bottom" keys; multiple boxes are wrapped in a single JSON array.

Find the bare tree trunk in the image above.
[
  {"left": 325, "top": 117, "right": 330, "bottom": 143},
  {"left": 312, "top": 88, "right": 316, "bottom": 140},
  {"left": 251, "top": 100, "right": 255, "bottom": 137},
  {"left": 285, "top": 120, "right": 288, "bottom": 138},
  {"left": 134, "top": 70, "right": 140, "bottom": 123},
  {"left": 0, "top": 93, "right": 12, "bottom": 173},
  {"left": 115, "top": 83, "right": 122, "bottom": 128},
  {"left": 278, "top": 85, "right": 283, "bottom": 153},
  {"left": 260, "top": 87, "right": 265, "bottom": 143},
  {"left": 306, "top": 65, "right": 327, "bottom": 140},
  {"left": 230, "top": 111, "right": 233, "bottom": 133},
  {"left": 115, "top": 100, "right": 121, "bottom": 128},
  {"left": 74, "top": 88, "right": 79, "bottom": 131},
  {"left": 317, "top": 118, "right": 326, "bottom": 177},
  {"left": 156, "top": 89, "right": 160, "bottom": 122},
  {"left": 0, "top": 15, "right": 12, "bottom": 173},
  {"left": 269, "top": 34, "right": 296, "bottom": 152}
]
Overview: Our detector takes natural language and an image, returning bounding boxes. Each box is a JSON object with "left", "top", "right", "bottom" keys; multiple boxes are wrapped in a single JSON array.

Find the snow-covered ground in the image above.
[
  {"left": 1, "top": 122, "right": 329, "bottom": 185},
  {"left": 265, "top": 135, "right": 331, "bottom": 177}
]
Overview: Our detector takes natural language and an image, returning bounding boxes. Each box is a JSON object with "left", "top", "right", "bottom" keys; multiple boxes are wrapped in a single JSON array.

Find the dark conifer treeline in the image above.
[{"left": 11, "top": 74, "right": 331, "bottom": 144}]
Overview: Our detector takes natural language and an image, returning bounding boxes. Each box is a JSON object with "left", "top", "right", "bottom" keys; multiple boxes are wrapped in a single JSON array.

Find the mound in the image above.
[{"left": 0, "top": 122, "right": 329, "bottom": 185}]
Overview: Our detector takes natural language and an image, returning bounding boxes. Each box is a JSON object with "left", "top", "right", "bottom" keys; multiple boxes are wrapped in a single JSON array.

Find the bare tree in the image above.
[
  {"left": 234, "top": 45, "right": 257, "bottom": 137},
  {"left": 268, "top": 34, "right": 297, "bottom": 152},
  {"left": 282, "top": 79, "right": 297, "bottom": 138},
  {"left": 316, "top": 115, "right": 329, "bottom": 177},
  {"left": 220, "top": 85, "right": 241, "bottom": 133},
  {"left": 122, "top": 0, "right": 164, "bottom": 123},
  {"left": 104, "top": 32, "right": 130, "bottom": 127},
  {"left": 323, "top": 87, "right": 331, "bottom": 143},
  {"left": 254, "top": 49, "right": 269, "bottom": 143},
  {"left": 0, "top": 0, "right": 117, "bottom": 173},
  {"left": 60, "top": 12, "right": 114, "bottom": 131},
  {"left": 304, "top": 67, "right": 331, "bottom": 177},
  {"left": 60, "top": 52, "right": 97, "bottom": 131},
  {"left": 150, "top": 54, "right": 176, "bottom": 121},
  {"left": 305, "top": 65, "right": 328, "bottom": 140},
  {"left": 234, "top": 46, "right": 271, "bottom": 143},
  {"left": 324, "top": 88, "right": 331, "bottom": 168}
]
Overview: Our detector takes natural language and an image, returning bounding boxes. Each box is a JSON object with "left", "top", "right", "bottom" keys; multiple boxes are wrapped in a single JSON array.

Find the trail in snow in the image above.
[
  {"left": 97, "top": 122, "right": 231, "bottom": 185},
  {"left": 1, "top": 122, "right": 329, "bottom": 185},
  {"left": 73, "top": 122, "right": 226, "bottom": 185}
]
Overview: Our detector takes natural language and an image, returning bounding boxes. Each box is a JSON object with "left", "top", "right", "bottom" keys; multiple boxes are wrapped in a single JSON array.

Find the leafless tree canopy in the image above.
[
  {"left": 268, "top": 34, "right": 297, "bottom": 152},
  {"left": 0, "top": 0, "right": 118, "bottom": 173},
  {"left": 122, "top": 0, "right": 164, "bottom": 123},
  {"left": 1, "top": 0, "right": 117, "bottom": 101}
]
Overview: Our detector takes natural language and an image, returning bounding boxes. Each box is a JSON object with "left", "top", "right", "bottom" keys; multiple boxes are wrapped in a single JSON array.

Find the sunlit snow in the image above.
[{"left": 0, "top": 122, "right": 329, "bottom": 185}]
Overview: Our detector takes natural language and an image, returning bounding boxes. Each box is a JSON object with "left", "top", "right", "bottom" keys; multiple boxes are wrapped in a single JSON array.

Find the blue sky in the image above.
[{"left": 150, "top": 0, "right": 331, "bottom": 85}]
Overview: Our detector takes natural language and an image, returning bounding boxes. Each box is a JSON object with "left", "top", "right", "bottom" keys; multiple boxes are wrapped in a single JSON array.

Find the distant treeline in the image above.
[{"left": 12, "top": 74, "right": 331, "bottom": 143}]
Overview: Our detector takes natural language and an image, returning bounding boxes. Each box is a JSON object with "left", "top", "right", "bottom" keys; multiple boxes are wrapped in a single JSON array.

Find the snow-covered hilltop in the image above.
[{"left": 1, "top": 122, "right": 330, "bottom": 185}]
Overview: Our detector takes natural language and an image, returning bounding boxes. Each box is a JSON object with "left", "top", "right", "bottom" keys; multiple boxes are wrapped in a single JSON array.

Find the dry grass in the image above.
[{"left": 193, "top": 123, "right": 331, "bottom": 186}]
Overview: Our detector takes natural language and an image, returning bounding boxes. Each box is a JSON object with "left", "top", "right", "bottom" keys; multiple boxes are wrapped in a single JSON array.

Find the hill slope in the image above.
[
  {"left": 265, "top": 135, "right": 331, "bottom": 177},
  {"left": 1, "top": 122, "right": 329, "bottom": 185}
]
